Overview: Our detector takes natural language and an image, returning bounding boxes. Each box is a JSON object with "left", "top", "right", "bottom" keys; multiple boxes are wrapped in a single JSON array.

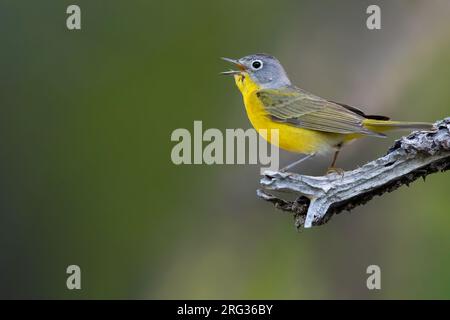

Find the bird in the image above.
[{"left": 221, "top": 53, "right": 432, "bottom": 172}]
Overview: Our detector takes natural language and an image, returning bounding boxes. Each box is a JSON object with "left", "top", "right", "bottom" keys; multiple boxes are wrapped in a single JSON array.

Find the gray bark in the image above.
[{"left": 258, "top": 118, "right": 450, "bottom": 229}]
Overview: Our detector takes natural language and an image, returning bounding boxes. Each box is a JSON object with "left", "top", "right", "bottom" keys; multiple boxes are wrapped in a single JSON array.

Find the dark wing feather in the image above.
[
  {"left": 256, "top": 87, "right": 385, "bottom": 137},
  {"left": 329, "top": 100, "right": 390, "bottom": 121}
]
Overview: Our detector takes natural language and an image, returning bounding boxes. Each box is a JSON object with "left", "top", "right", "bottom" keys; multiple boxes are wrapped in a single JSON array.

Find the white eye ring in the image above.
[{"left": 251, "top": 60, "right": 263, "bottom": 70}]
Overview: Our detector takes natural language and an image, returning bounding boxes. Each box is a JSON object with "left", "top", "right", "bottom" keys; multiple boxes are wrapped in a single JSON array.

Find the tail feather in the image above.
[{"left": 363, "top": 119, "right": 433, "bottom": 133}]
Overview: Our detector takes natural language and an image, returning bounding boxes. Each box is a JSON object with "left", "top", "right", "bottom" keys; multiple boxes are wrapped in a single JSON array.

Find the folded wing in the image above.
[{"left": 256, "top": 87, "right": 385, "bottom": 137}]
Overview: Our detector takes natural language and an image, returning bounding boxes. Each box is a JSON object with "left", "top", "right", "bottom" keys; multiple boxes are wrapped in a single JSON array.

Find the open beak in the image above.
[{"left": 220, "top": 57, "right": 246, "bottom": 75}]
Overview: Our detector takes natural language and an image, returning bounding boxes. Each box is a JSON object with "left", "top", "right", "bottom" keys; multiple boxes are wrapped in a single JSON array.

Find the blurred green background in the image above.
[{"left": 0, "top": 0, "right": 449, "bottom": 299}]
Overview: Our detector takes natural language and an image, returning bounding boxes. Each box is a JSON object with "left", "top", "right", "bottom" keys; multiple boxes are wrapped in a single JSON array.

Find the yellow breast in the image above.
[{"left": 234, "top": 73, "right": 340, "bottom": 154}]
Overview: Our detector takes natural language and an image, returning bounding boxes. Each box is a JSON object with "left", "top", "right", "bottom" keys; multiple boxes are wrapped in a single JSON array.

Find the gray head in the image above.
[{"left": 221, "top": 53, "right": 291, "bottom": 89}]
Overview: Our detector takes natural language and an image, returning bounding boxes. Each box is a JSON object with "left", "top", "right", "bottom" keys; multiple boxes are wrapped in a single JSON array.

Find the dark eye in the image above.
[{"left": 251, "top": 60, "right": 263, "bottom": 70}]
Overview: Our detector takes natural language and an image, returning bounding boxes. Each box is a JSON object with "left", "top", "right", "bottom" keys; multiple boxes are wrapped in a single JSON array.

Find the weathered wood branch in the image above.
[{"left": 257, "top": 117, "right": 450, "bottom": 229}]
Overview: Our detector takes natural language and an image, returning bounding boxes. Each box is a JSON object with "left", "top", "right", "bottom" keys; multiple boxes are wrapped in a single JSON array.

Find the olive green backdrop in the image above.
[{"left": 1, "top": 0, "right": 449, "bottom": 298}]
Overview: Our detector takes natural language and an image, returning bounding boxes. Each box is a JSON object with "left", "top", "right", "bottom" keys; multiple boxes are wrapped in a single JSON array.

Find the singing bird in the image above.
[{"left": 222, "top": 54, "right": 432, "bottom": 172}]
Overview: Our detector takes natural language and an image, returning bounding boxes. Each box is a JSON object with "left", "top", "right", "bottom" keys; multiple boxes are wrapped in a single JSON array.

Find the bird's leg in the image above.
[
  {"left": 280, "top": 153, "right": 315, "bottom": 172},
  {"left": 330, "top": 149, "right": 340, "bottom": 168},
  {"left": 327, "top": 143, "right": 345, "bottom": 175}
]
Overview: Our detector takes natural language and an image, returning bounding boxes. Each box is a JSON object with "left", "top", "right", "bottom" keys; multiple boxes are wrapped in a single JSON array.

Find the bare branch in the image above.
[{"left": 258, "top": 118, "right": 450, "bottom": 229}]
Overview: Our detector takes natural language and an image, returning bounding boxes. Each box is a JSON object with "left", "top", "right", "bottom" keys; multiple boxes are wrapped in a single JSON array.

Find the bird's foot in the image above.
[{"left": 326, "top": 167, "right": 345, "bottom": 176}]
